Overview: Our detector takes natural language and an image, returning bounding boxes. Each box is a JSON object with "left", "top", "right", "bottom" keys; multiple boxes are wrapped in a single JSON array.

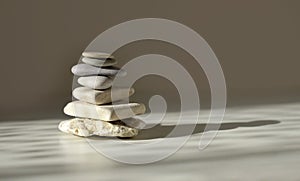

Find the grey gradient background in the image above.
[{"left": 0, "top": 0, "right": 299, "bottom": 120}]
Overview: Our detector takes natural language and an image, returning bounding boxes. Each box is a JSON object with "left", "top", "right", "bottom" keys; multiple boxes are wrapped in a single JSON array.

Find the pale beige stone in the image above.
[
  {"left": 73, "top": 87, "right": 134, "bottom": 105},
  {"left": 58, "top": 118, "right": 138, "bottom": 137},
  {"left": 78, "top": 76, "right": 113, "bottom": 90},
  {"left": 63, "top": 101, "right": 146, "bottom": 121}
]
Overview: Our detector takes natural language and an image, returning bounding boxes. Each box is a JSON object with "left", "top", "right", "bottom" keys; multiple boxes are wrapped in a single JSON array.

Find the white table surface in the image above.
[{"left": 1, "top": 102, "right": 300, "bottom": 180}]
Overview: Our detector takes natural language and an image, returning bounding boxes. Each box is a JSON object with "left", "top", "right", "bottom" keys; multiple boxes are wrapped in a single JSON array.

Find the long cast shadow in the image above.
[{"left": 131, "top": 120, "right": 280, "bottom": 140}]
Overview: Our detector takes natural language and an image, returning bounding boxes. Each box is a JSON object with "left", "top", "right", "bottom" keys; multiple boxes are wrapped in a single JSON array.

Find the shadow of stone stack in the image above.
[{"left": 58, "top": 52, "right": 146, "bottom": 138}]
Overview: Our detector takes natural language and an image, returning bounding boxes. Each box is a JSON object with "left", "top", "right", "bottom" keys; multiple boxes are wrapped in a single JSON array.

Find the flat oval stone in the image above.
[
  {"left": 71, "top": 64, "right": 126, "bottom": 76},
  {"left": 63, "top": 101, "right": 146, "bottom": 121},
  {"left": 58, "top": 118, "right": 138, "bottom": 137},
  {"left": 73, "top": 86, "right": 134, "bottom": 105},
  {"left": 82, "top": 57, "right": 117, "bottom": 67},
  {"left": 78, "top": 76, "right": 113, "bottom": 90},
  {"left": 82, "top": 52, "right": 114, "bottom": 59}
]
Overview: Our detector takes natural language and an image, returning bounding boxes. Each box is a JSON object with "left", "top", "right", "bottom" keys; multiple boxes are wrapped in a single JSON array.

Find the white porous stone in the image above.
[
  {"left": 82, "top": 52, "right": 114, "bottom": 59},
  {"left": 78, "top": 76, "right": 113, "bottom": 90},
  {"left": 71, "top": 64, "right": 126, "bottom": 77},
  {"left": 58, "top": 118, "right": 138, "bottom": 137},
  {"left": 82, "top": 57, "right": 117, "bottom": 67},
  {"left": 63, "top": 101, "right": 146, "bottom": 121},
  {"left": 72, "top": 86, "right": 134, "bottom": 105}
]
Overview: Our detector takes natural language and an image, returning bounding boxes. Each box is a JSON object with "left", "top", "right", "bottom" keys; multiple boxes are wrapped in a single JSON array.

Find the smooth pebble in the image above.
[
  {"left": 82, "top": 57, "right": 117, "bottom": 67},
  {"left": 71, "top": 64, "right": 126, "bottom": 76},
  {"left": 63, "top": 101, "right": 146, "bottom": 121},
  {"left": 78, "top": 76, "right": 113, "bottom": 90},
  {"left": 82, "top": 52, "right": 114, "bottom": 59},
  {"left": 73, "top": 86, "right": 134, "bottom": 105}
]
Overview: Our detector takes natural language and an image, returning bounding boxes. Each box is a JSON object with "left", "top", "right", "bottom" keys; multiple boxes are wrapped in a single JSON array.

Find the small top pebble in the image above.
[{"left": 82, "top": 52, "right": 114, "bottom": 59}]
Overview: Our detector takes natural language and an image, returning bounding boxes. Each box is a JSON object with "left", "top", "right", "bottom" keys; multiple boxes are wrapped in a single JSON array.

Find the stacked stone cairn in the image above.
[{"left": 58, "top": 52, "right": 146, "bottom": 138}]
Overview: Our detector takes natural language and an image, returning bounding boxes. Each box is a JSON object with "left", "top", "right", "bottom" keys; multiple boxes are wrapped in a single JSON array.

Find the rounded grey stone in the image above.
[
  {"left": 78, "top": 76, "right": 113, "bottom": 90},
  {"left": 71, "top": 64, "right": 126, "bottom": 76}
]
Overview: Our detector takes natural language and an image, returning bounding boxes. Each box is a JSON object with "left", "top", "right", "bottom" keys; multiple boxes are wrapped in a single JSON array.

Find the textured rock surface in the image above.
[
  {"left": 82, "top": 52, "right": 114, "bottom": 59},
  {"left": 71, "top": 64, "right": 126, "bottom": 76},
  {"left": 73, "top": 87, "right": 134, "bottom": 105},
  {"left": 78, "top": 76, "right": 113, "bottom": 90},
  {"left": 82, "top": 57, "right": 117, "bottom": 67},
  {"left": 58, "top": 118, "right": 138, "bottom": 137},
  {"left": 63, "top": 101, "right": 146, "bottom": 121}
]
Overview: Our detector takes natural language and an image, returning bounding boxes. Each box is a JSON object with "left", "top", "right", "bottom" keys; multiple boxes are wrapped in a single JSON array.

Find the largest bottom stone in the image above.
[{"left": 58, "top": 118, "right": 138, "bottom": 137}]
